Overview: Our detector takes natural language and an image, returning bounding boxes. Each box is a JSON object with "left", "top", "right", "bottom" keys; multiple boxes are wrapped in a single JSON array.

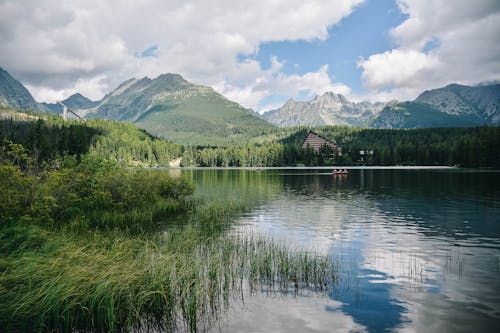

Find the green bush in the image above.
[
  {"left": 0, "top": 165, "right": 33, "bottom": 225},
  {"left": 1, "top": 150, "right": 194, "bottom": 231}
]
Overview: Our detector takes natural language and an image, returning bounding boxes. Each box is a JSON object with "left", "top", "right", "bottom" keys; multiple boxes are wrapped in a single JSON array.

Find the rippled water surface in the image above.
[{"left": 182, "top": 168, "right": 500, "bottom": 332}]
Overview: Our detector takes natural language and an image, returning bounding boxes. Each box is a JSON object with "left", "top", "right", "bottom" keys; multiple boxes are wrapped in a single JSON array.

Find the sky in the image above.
[{"left": 1, "top": 0, "right": 499, "bottom": 112}]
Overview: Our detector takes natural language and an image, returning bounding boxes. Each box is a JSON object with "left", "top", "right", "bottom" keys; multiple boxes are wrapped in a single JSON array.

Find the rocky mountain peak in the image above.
[
  {"left": 318, "top": 91, "right": 348, "bottom": 104},
  {"left": 415, "top": 83, "right": 500, "bottom": 121},
  {"left": 283, "top": 98, "right": 298, "bottom": 107},
  {"left": 152, "top": 73, "right": 192, "bottom": 89},
  {"left": 62, "top": 92, "right": 99, "bottom": 110},
  {"left": 156, "top": 73, "right": 186, "bottom": 82}
]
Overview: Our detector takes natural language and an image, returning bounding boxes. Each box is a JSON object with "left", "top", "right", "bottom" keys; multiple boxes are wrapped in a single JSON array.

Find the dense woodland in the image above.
[
  {"left": 185, "top": 126, "right": 500, "bottom": 168},
  {"left": 0, "top": 107, "right": 181, "bottom": 168},
  {"left": 319, "top": 126, "right": 500, "bottom": 168}
]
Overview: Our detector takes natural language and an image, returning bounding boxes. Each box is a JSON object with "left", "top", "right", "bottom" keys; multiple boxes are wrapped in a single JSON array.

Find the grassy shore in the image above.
[
  {"left": 0, "top": 147, "right": 338, "bottom": 332},
  {"left": 1, "top": 215, "right": 337, "bottom": 332}
]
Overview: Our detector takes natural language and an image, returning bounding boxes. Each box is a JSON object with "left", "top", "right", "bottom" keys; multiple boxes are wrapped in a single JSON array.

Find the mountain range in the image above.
[
  {"left": 261, "top": 92, "right": 392, "bottom": 127},
  {"left": 77, "top": 73, "right": 272, "bottom": 145},
  {"left": 0, "top": 67, "right": 271, "bottom": 145},
  {"left": 0, "top": 66, "right": 498, "bottom": 144},
  {"left": 262, "top": 84, "right": 500, "bottom": 128}
]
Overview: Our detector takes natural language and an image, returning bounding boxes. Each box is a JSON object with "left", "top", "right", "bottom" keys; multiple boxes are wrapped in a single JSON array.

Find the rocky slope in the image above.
[
  {"left": 0, "top": 67, "right": 41, "bottom": 111},
  {"left": 263, "top": 84, "right": 500, "bottom": 128},
  {"left": 79, "top": 73, "right": 273, "bottom": 145},
  {"left": 370, "top": 102, "right": 484, "bottom": 128},
  {"left": 262, "top": 92, "right": 392, "bottom": 127},
  {"left": 415, "top": 83, "right": 500, "bottom": 123}
]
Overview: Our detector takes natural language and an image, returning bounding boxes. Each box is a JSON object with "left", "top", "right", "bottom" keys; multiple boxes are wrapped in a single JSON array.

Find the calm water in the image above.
[{"left": 181, "top": 168, "right": 500, "bottom": 333}]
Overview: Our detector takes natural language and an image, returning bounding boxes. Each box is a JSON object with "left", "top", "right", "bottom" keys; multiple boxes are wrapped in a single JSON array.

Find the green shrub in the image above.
[
  {"left": 1, "top": 150, "right": 194, "bottom": 231},
  {"left": 0, "top": 165, "right": 33, "bottom": 225}
]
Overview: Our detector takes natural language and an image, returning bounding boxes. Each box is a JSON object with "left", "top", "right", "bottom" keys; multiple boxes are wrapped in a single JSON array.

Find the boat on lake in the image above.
[{"left": 332, "top": 169, "right": 348, "bottom": 175}]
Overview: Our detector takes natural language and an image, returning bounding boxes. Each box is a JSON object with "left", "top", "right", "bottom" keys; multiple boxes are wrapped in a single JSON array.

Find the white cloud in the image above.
[
  {"left": 258, "top": 102, "right": 287, "bottom": 113},
  {"left": 359, "top": 49, "right": 439, "bottom": 90},
  {"left": 26, "top": 75, "right": 108, "bottom": 103},
  {"left": 355, "top": 87, "right": 420, "bottom": 103},
  {"left": 214, "top": 62, "right": 352, "bottom": 110},
  {"left": 0, "top": 0, "right": 363, "bottom": 105},
  {"left": 359, "top": 0, "right": 500, "bottom": 101}
]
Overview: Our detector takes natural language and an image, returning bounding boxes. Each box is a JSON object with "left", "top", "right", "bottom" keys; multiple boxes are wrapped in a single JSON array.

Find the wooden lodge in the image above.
[{"left": 302, "top": 130, "right": 342, "bottom": 157}]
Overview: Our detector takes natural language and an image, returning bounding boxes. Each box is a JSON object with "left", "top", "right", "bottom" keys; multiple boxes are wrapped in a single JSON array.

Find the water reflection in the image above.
[
  {"left": 187, "top": 169, "right": 500, "bottom": 332},
  {"left": 218, "top": 294, "right": 367, "bottom": 333}
]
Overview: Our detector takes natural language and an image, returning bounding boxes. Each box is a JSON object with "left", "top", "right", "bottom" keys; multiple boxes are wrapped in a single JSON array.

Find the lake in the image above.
[{"left": 179, "top": 168, "right": 500, "bottom": 333}]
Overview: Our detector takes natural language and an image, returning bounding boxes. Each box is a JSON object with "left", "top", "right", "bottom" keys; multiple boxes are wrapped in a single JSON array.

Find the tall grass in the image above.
[
  {"left": 0, "top": 225, "right": 338, "bottom": 332},
  {"left": 71, "top": 198, "right": 183, "bottom": 233},
  {"left": 0, "top": 155, "right": 339, "bottom": 332}
]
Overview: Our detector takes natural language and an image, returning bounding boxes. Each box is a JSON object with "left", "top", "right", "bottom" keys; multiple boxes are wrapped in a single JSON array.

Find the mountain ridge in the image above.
[
  {"left": 42, "top": 93, "right": 100, "bottom": 115},
  {"left": 415, "top": 83, "right": 500, "bottom": 122},
  {"left": 0, "top": 67, "right": 41, "bottom": 111},
  {"left": 79, "top": 73, "right": 273, "bottom": 145},
  {"left": 262, "top": 92, "right": 394, "bottom": 127},
  {"left": 262, "top": 84, "right": 500, "bottom": 128}
]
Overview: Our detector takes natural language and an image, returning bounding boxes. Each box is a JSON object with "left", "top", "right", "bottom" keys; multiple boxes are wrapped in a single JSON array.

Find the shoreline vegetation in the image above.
[
  {"left": 1, "top": 224, "right": 338, "bottom": 332},
  {"left": 0, "top": 139, "right": 337, "bottom": 332},
  {"left": 1, "top": 106, "right": 499, "bottom": 331},
  {"left": 167, "top": 165, "right": 459, "bottom": 170}
]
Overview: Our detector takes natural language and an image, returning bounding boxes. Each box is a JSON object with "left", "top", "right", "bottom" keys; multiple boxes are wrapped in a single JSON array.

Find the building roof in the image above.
[
  {"left": 302, "top": 130, "right": 339, "bottom": 154},
  {"left": 304, "top": 130, "right": 336, "bottom": 145}
]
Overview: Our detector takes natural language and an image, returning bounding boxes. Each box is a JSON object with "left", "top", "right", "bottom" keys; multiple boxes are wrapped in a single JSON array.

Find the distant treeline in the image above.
[
  {"left": 183, "top": 126, "right": 500, "bottom": 168},
  {"left": 318, "top": 126, "right": 500, "bottom": 168}
]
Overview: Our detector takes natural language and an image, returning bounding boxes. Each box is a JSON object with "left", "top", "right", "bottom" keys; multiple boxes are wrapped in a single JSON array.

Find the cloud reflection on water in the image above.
[{"left": 225, "top": 169, "right": 500, "bottom": 332}]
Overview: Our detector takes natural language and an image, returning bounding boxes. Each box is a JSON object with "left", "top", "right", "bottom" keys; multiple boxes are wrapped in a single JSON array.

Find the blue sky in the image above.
[
  {"left": 257, "top": 0, "right": 405, "bottom": 92},
  {"left": 2, "top": 0, "right": 499, "bottom": 109},
  {"left": 252, "top": 0, "right": 407, "bottom": 109}
]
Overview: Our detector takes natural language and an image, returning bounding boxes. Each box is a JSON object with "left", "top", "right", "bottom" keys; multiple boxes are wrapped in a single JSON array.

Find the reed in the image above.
[
  {"left": 75, "top": 198, "right": 182, "bottom": 233},
  {"left": 0, "top": 226, "right": 338, "bottom": 332}
]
